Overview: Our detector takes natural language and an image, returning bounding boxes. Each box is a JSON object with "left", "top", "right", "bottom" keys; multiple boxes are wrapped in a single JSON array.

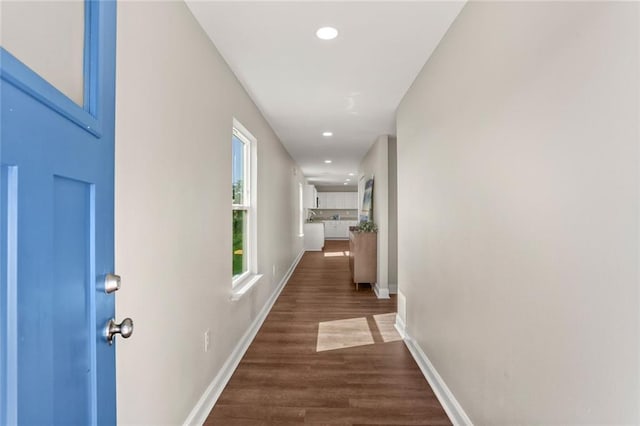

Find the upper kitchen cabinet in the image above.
[
  {"left": 316, "top": 192, "right": 358, "bottom": 209},
  {"left": 346, "top": 192, "right": 359, "bottom": 209},
  {"left": 303, "top": 185, "right": 318, "bottom": 208},
  {"left": 317, "top": 192, "right": 327, "bottom": 208},
  {"left": 327, "top": 192, "right": 343, "bottom": 208}
]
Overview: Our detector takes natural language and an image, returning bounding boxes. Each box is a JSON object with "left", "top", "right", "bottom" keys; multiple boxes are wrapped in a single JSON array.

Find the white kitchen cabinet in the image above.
[
  {"left": 315, "top": 192, "right": 358, "bottom": 209},
  {"left": 303, "top": 185, "right": 317, "bottom": 208},
  {"left": 326, "top": 193, "right": 334, "bottom": 208},
  {"left": 346, "top": 192, "right": 359, "bottom": 209},
  {"left": 325, "top": 193, "right": 339, "bottom": 208},
  {"left": 338, "top": 192, "right": 352, "bottom": 209},
  {"left": 323, "top": 220, "right": 340, "bottom": 238},
  {"left": 317, "top": 192, "right": 327, "bottom": 208},
  {"left": 321, "top": 193, "right": 331, "bottom": 208},
  {"left": 324, "top": 220, "right": 359, "bottom": 239},
  {"left": 303, "top": 223, "right": 324, "bottom": 251}
]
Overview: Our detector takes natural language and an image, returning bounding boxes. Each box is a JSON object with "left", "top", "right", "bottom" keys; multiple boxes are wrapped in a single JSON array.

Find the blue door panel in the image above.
[
  {"left": 52, "top": 176, "right": 94, "bottom": 424},
  {"left": 0, "top": 1, "right": 117, "bottom": 424},
  {"left": 0, "top": 165, "right": 18, "bottom": 425}
]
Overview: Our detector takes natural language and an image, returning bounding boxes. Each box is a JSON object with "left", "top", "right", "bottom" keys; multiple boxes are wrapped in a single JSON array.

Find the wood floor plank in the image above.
[{"left": 205, "top": 241, "right": 451, "bottom": 425}]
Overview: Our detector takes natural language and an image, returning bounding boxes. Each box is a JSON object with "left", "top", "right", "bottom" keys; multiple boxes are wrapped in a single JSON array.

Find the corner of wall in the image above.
[
  {"left": 401, "top": 330, "right": 473, "bottom": 426},
  {"left": 359, "top": 135, "right": 391, "bottom": 293},
  {"left": 373, "top": 283, "right": 390, "bottom": 299}
]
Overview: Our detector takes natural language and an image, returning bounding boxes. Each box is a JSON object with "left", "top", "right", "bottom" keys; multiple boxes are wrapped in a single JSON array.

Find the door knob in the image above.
[
  {"left": 105, "top": 318, "right": 134, "bottom": 345},
  {"left": 104, "top": 273, "right": 121, "bottom": 294}
]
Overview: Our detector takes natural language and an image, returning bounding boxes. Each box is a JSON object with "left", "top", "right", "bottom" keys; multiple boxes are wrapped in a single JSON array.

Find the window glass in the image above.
[
  {"left": 232, "top": 135, "right": 245, "bottom": 205},
  {"left": 2, "top": 0, "right": 85, "bottom": 106},
  {"left": 231, "top": 125, "right": 253, "bottom": 282}
]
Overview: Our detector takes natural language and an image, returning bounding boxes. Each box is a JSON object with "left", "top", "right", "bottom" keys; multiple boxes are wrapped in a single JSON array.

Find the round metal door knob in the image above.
[
  {"left": 105, "top": 317, "right": 134, "bottom": 345},
  {"left": 104, "top": 273, "right": 121, "bottom": 294}
]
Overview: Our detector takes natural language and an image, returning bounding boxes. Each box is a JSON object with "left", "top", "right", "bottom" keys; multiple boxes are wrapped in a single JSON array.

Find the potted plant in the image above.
[{"left": 357, "top": 221, "right": 378, "bottom": 233}]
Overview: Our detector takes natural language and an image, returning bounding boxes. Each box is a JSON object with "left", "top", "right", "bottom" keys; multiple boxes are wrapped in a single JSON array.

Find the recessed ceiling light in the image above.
[
  {"left": 316, "top": 27, "right": 338, "bottom": 40},
  {"left": 345, "top": 179, "right": 351, "bottom": 182},
  {"left": 324, "top": 160, "right": 332, "bottom": 164},
  {"left": 322, "top": 131, "right": 333, "bottom": 137},
  {"left": 343, "top": 182, "right": 348, "bottom": 185},
  {"left": 348, "top": 172, "right": 355, "bottom": 176}
]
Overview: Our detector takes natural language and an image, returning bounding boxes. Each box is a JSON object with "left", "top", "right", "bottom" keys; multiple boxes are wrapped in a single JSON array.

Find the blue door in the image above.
[{"left": 0, "top": 1, "right": 121, "bottom": 424}]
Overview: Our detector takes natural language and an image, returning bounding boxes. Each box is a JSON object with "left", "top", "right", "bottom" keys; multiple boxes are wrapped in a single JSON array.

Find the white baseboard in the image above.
[
  {"left": 388, "top": 283, "right": 398, "bottom": 294},
  {"left": 394, "top": 313, "right": 406, "bottom": 339},
  {"left": 373, "top": 283, "right": 390, "bottom": 299},
  {"left": 401, "top": 329, "right": 473, "bottom": 426},
  {"left": 183, "top": 250, "right": 305, "bottom": 426}
]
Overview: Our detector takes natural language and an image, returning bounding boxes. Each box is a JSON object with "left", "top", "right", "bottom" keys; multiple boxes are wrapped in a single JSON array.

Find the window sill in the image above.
[{"left": 230, "top": 273, "right": 263, "bottom": 302}]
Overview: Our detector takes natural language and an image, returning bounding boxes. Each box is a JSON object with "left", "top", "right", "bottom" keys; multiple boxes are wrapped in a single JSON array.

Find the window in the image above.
[{"left": 232, "top": 120, "right": 257, "bottom": 285}]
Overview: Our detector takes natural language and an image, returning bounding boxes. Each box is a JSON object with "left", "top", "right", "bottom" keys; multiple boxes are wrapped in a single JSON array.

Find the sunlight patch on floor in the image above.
[
  {"left": 323, "top": 251, "right": 350, "bottom": 257},
  {"left": 374, "top": 313, "right": 403, "bottom": 343},
  {"left": 316, "top": 317, "right": 373, "bottom": 352},
  {"left": 316, "top": 313, "right": 401, "bottom": 352}
]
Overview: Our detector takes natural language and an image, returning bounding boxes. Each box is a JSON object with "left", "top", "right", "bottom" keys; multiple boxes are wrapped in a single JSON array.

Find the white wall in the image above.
[
  {"left": 359, "top": 135, "right": 395, "bottom": 297},
  {"left": 115, "top": 2, "right": 304, "bottom": 424},
  {"left": 397, "top": 2, "right": 639, "bottom": 424},
  {"left": 388, "top": 137, "right": 398, "bottom": 292}
]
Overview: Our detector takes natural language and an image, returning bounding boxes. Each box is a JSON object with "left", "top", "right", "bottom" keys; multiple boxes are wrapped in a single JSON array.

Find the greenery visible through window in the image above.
[
  {"left": 232, "top": 210, "right": 246, "bottom": 276},
  {"left": 232, "top": 129, "right": 249, "bottom": 277}
]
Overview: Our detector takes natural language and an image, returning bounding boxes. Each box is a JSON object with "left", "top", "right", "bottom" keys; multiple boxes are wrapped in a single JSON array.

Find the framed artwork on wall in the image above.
[{"left": 360, "top": 177, "right": 374, "bottom": 222}]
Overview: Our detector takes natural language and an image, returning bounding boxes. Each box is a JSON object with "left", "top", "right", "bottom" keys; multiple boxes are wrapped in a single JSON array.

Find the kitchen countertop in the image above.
[{"left": 311, "top": 218, "right": 358, "bottom": 222}]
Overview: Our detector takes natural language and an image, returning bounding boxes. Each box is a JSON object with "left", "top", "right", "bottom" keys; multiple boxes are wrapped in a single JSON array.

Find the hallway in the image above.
[{"left": 205, "top": 241, "right": 450, "bottom": 425}]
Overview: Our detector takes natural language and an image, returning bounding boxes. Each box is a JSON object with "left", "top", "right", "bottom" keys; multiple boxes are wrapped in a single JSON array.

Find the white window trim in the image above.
[
  {"left": 230, "top": 273, "right": 263, "bottom": 302},
  {"left": 298, "top": 182, "right": 304, "bottom": 237},
  {"left": 231, "top": 118, "right": 260, "bottom": 299}
]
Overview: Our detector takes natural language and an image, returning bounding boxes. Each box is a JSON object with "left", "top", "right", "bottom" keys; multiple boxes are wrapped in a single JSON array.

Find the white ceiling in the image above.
[{"left": 186, "top": 1, "right": 465, "bottom": 187}]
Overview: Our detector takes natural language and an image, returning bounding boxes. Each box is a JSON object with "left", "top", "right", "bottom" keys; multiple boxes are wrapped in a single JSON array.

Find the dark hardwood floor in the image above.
[{"left": 205, "top": 240, "right": 451, "bottom": 425}]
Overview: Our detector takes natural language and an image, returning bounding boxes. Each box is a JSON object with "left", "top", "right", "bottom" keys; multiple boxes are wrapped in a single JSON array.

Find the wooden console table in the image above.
[{"left": 348, "top": 230, "right": 377, "bottom": 290}]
